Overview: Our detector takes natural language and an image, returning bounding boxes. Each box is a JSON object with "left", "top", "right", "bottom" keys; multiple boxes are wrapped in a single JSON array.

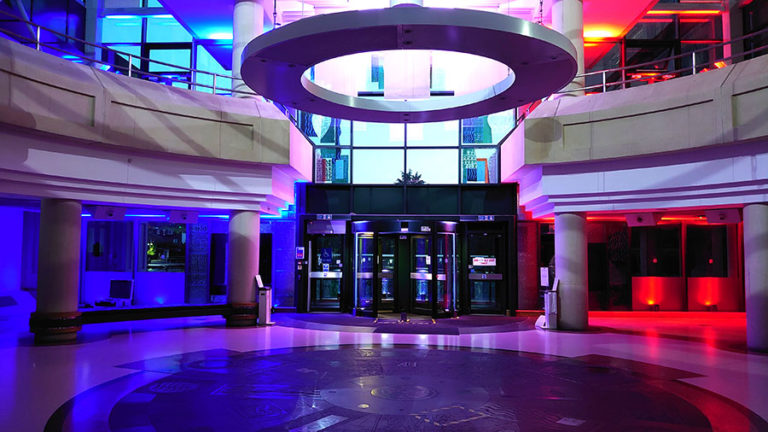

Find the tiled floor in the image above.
[{"left": 1, "top": 295, "right": 767, "bottom": 431}]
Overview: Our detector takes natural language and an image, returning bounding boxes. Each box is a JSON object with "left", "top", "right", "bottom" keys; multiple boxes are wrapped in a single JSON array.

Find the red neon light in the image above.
[
  {"left": 647, "top": 10, "right": 722, "bottom": 15},
  {"left": 586, "top": 216, "right": 627, "bottom": 222},
  {"left": 652, "top": 258, "right": 658, "bottom": 264},
  {"left": 680, "top": 40, "right": 722, "bottom": 44},
  {"left": 679, "top": 18, "right": 713, "bottom": 23},
  {"left": 660, "top": 215, "right": 706, "bottom": 222},
  {"left": 640, "top": 18, "right": 674, "bottom": 23}
]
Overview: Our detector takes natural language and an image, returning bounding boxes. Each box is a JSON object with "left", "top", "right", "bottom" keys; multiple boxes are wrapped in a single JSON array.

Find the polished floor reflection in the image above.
[
  {"left": 47, "top": 345, "right": 764, "bottom": 431},
  {"left": 0, "top": 297, "right": 766, "bottom": 431}
]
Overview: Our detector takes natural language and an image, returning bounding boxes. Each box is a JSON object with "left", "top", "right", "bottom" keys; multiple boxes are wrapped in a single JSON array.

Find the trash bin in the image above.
[
  {"left": 544, "top": 289, "right": 558, "bottom": 330},
  {"left": 536, "top": 278, "right": 559, "bottom": 330},
  {"left": 258, "top": 286, "right": 275, "bottom": 326}
]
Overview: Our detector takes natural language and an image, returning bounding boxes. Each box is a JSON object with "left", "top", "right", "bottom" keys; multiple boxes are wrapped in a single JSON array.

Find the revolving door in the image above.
[{"left": 353, "top": 221, "right": 457, "bottom": 318}]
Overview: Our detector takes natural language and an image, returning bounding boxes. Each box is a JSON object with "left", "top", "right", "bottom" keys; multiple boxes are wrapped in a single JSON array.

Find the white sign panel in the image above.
[
  {"left": 540, "top": 267, "right": 550, "bottom": 287},
  {"left": 472, "top": 257, "right": 497, "bottom": 266}
]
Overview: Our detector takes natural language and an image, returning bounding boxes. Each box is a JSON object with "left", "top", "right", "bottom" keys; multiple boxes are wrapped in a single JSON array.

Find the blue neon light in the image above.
[{"left": 124, "top": 214, "right": 167, "bottom": 218}]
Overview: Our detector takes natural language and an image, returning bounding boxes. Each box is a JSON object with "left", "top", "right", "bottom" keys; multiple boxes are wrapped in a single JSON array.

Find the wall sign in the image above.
[
  {"left": 296, "top": 247, "right": 305, "bottom": 260},
  {"left": 472, "top": 257, "right": 497, "bottom": 266}
]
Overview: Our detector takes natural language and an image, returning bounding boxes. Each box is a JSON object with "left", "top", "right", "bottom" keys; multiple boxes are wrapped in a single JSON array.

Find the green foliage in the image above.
[{"left": 395, "top": 169, "right": 425, "bottom": 185}]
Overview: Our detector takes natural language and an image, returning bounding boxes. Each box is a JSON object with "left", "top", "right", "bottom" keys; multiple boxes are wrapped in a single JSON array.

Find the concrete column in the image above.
[
  {"left": 551, "top": 0, "right": 585, "bottom": 96},
  {"left": 30, "top": 199, "right": 82, "bottom": 344},
  {"left": 554, "top": 212, "right": 588, "bottom": 330},
  {"left": 744, "top": 203, "right": 768, "bottom": 352},
  {"left": 232, "top": 0, "right": 264, "bottom": 96},
  {"left": 226, "top": 210, "right": 260, "bottom": 326}
]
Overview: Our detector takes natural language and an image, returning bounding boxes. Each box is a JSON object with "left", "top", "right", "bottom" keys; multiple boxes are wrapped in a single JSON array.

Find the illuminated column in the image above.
[
  {"left": 226, "top": 210, "right": 260, "bottom": 326},
  {"left": 554, "top": 212, "right": 588, "bottom": 330},
  {"left": 30, "top": 199, "right": 82, "bottom": 344},
  {"left": 551, "top": 0, "right": 585, "bottom": 96},
  {"left": 744, "top": 203, "right": 768, "bottom": 352},
  {"left": 233, "top": 0, "right": 264, "bottom": 97}
]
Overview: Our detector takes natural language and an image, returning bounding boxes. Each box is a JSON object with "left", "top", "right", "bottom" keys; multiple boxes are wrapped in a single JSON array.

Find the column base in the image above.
[
  {"left": 225, "top": 303, "right": 258, "bottom": 327},
  {"left": 29, "top": 311, "right": 82, "bottom": 344}
]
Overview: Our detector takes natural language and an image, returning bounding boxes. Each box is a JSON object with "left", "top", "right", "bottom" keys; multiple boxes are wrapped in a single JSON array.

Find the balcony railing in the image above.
[{"left": 1, "top": 8, "right": 767, "bottom": 136}]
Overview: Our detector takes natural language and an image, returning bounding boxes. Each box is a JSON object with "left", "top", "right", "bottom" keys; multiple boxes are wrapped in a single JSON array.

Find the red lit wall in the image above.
[
  {"left": 687, "top": 277, "right": 741, "bottom": 311},
  {"left": 632, "top": 276, "right": 685, "bottom": 311}
]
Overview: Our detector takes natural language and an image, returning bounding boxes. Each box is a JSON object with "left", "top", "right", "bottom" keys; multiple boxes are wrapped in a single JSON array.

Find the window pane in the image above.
[
  {"left": 686, "top": 225, "right": 728, "bottom": 277},
  {"left": 194, "top": 45, "right": 231, "bottom": 93},
  {"left": 353, "top": 149, "right": 404, "bottom": 184},
  {"left": 299, "top": 112, "right": 351, "bottom": 146},
  {"left": 462, "top": 109, "right": 516, "bottom": 145},
  {"left": 107, "top": 44, "right": 141, "bottom": 70},
  {"left": 679, "top": 16, "right": 721, "bottom": 41},
  {"left": 631, "top": 226, "right": 681, "bottom": 277},
  {"left": 462, "top": 147, "right": 498, "bottom": 184},
  {"left": 353, "top": 121, "right": 404, "bottom": 147},
  {"left": 149, "top": 49, "right": 190, "bottom": 72},
  {"left": 86, "top": 221, "right": 133, "bottom": 272},
  {"left": 140, "top": 223, "right": 186, "bottom": 272},
  {"left": 146, "top": 15, "right": 192, "bottom": 43},
  {"left": 315, "top": 148, "right": 350, "bottom": 184},
  {"left": 104, "top": 0, "right": 142, "bottom": 6},
  {"left": 407, "top": 149, "right": 458, "bottom": 184},
  {"left": 406, "top": 121, "right": 458, "bottom": 147},
  {"left": 101, "top": 16, "right": 142, "bottom": 43}
]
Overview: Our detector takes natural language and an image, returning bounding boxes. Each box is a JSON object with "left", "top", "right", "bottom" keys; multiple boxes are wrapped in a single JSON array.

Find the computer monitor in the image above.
[{"left": 110, "top": 280, "right": 133, "bottom": 301}]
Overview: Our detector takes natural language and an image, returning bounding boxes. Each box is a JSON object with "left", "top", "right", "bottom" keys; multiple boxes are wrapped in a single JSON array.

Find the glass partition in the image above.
[
  {"left": 140, "top": 222, "right": 186, "bottom": 272},
  {"left": 85, "top": 221, "right": 133, "bottom": 272},
  {"left": 411, "top": 235, "right": 432, "bottom": 313},
  {"left": 355, "top": 232, "right": 375, "bottom": 315},
  {"left": 378, "top": 235, "right": 396, "bottom": 312},
  {"left": 436, "top": 233, "right": 456, "bottom": 314}
]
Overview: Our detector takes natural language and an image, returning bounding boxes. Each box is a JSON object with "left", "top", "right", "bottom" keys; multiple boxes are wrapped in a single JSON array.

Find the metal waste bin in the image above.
[
  {"left": 258, "top": 286, "right": 274, "bottom": 326},
  {"left": 544, "top": 289, "right": 558, "bottom": 329}
]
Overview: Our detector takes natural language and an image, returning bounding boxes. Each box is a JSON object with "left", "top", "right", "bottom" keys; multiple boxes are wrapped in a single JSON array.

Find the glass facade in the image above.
[
  {"left": 303, "top": 116, "right": 510, "bottom": 185},
  {"left": 98, "top": 1, "right": 231, "bottom": 92}
]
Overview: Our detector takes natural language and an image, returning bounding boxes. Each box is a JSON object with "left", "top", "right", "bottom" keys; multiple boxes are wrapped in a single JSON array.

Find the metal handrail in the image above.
[
  {"left": 0, "top": 8, "right": 255, "bottom": 96},
  {"left": 564, "top": 26, "right": 768, "bottom": 94},
  {"left": 1, "top": 8, "right": 767, "bottom": 106}
]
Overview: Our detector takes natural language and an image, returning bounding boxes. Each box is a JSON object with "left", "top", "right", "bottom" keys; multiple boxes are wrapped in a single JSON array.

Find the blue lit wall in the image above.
[
  {"left": 0, "top": 207, "right": 24, "bottom": 293},
  {"left": 269, "top": 218, "right": 297, "bottom": 308}
]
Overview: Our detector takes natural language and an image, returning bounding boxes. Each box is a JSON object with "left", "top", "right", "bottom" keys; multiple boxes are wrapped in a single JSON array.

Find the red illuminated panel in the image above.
[
  {"left": 581, "top": 0, "right": 658, "bottom": 68},
  {"left": 687, "top": 277, "right": 741, "bottom": 311},
  {"left": 632, "top": 277, "right": 685, "bottom": 311}
]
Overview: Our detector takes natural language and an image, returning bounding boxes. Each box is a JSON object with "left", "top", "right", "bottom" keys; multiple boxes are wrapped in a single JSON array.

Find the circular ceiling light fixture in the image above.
[{"left": 241, "top": 7, "right": 577, "bottom": 123}]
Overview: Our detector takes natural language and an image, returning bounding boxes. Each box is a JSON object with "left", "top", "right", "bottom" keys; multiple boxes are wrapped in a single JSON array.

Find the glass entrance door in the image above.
[
  {"left": 410, "top": 235, "right": 433, "bottom": 315},
  {"left": 467, "top": 232, "right": 504, "bottom": 313},
  {"left": 378, "top": 235, "right": 397, "bottom": 312},
  {"left": 308, "top": 234, "right": 344, "bottom": 310},
  {"left": 436, "top": 233, "right": 456, "bottom": 317},
  {"left": 351, "top": 221, "right": 457, "bottom": 318},
  {"left": 354, "top": 232, "right": 375, "bottom": 316}
]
